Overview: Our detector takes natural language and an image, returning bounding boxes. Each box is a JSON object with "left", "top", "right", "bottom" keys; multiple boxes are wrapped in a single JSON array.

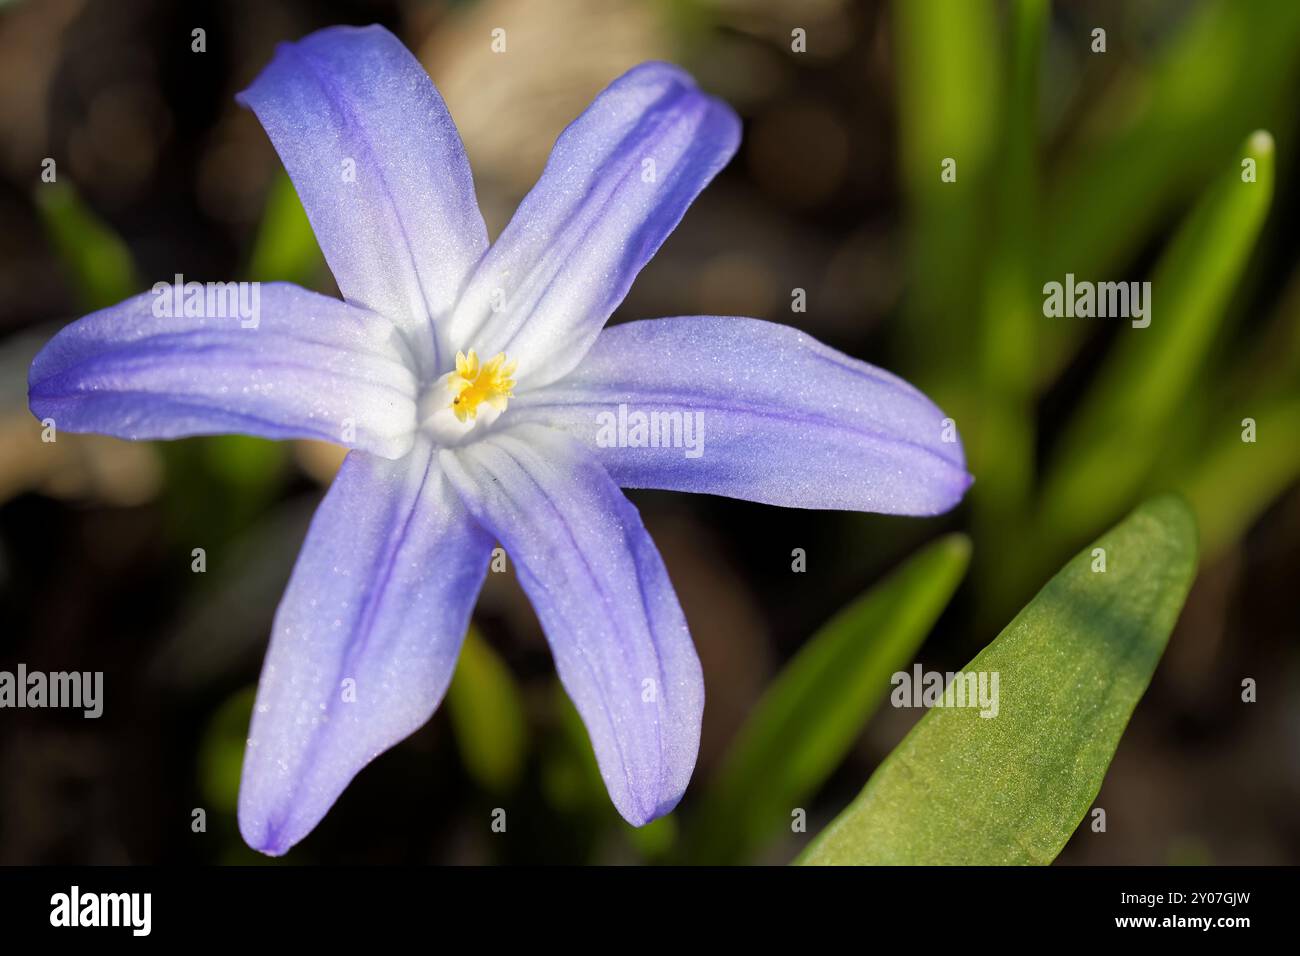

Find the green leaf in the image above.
[
  {"left": 35, "top": 182, "right": 139, "bottom": 310},
  {"left": 446, "top": 627, "right": 527, "bottom": 793},
  {"left": 1039, "top": 130, "right": 1274, "bottom": 556},
  {"left": 798, "top": 495, "right": 1198, "bottom": 865},
  {"left": 245, "top": 170, "right": 325, "bottom": 285},
  {"left": 687, "top": 534, "right": 971, "bottom": 864}
]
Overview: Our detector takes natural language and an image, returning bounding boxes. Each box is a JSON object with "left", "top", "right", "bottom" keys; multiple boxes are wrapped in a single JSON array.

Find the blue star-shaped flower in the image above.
[{"left": 29, "top": 25, "right": 971, "bottom": 855}]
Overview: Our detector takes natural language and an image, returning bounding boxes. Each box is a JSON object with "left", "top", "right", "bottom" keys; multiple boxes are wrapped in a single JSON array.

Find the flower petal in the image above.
[
  {"left": 440, "top": 424, "right": 702, "bottom": 825},
  {"left": 239, "top": 440, "right": 492, "bottom": 855},
  {"left": 28, "top": 283, "right": 418, "bottom": 458},
  {"left": 446, "top": 62, "right": 740, "bottom": 388},
  {"left": 513, "top": 316, "right": 972, "bottom": 514},
  {"left": 238, "top": 24, "right": 488, "bottom": 373}
]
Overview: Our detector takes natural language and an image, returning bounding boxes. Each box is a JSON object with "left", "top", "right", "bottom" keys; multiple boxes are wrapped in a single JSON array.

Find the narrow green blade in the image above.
[
  {"left": 688, "top": 534, "right": 970, "bottom": 864},
  {"left": 892, "top": 0, "right": 999, "bottom": 416},
  {"left": 1039, "top": 131, "right": 1273, "bottom": 555}
]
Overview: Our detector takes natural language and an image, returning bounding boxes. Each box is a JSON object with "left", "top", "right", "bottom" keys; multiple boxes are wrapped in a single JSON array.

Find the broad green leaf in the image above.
[
  {"left": 35, "top": 182, "right": 139, "bottom": 310},
  {"left": 687, "top": 534, "right": 971, "bottom": 864},
  {"left": 1038, "top": 131, "right": 1273, "bottom": 556},
  {"left": 246, "top": 170, "right": 326, "bottom": 285},
  {"left": 798, "top": 495, "right": 1197, "bottom": 865},
  {"left": 446, "top": 627, "right": 527, "bottom": 793}
]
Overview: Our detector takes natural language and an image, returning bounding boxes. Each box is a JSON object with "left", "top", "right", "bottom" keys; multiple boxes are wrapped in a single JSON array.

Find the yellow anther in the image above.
[{"left": 449, "top": 350, "right": 517, "bottom": 422}]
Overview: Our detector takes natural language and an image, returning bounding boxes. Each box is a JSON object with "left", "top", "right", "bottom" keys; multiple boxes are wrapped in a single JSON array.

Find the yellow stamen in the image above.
[{"left": 449, "top": 349, "right": 517, "bottom": 422}]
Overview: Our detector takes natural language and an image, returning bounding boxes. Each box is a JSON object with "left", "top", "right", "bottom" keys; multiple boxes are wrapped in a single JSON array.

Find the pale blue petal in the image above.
[
  {"left": 239, "top": 441, "right": 492, "bottom": 855},
  {"left": 513, "top": 316, "right": 972, "bottom": 514},
  {"left": 29, "top": 283, "right": 418, "bottom": 458},
  {"left": 440, "top": 424, "right": 702, "bottom": 825},
  {"left": 446, "top": 62, "right": 740, "bottom": 387},
  {"left": 238, "top": 24, "right": 488, "bottom": 373}
]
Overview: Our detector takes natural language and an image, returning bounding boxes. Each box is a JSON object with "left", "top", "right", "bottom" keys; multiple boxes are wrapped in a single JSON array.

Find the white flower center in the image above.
[{"left": 418, "top": 349, "right": 516, "bottom": 445}]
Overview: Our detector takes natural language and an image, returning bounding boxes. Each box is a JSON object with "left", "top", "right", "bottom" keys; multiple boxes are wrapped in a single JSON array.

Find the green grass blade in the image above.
[
  {"left": 1038, "top": 130, "right": 1274, "bottom": 556},
  {"left": 892, "top": 0, "right": 999, "bottom": 416},
  {"left": 797, "top": 495, "right": 1197, "bottom": 865},
  {"left": 687, "top": 534, "right": 971, "bottom": 864},
  {"left": 446, "top": 627, "right": 527, "bottom": 793},
  {"left": 973, "top": 0, "right": 1047, "bottom": 626}
]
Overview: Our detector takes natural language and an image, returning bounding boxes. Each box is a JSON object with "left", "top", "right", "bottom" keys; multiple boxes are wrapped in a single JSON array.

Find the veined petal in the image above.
[
  {"left": 446, "top": 62, "right": 740, "bottom": 388},
  {"left": 440, "top": 424, "right": 703, "bottom": 826},
  {"left": 238, "top": 24, "right": 488, "bottom": 373},
  {"left": 28, "top": 283, "right": 418, "bottom": 458},
  {"left": 512, "top": 316, "right": 972, "bottom": 514},
  {"left": 239, "top": 441, "right": 493, "bottom": 855}
]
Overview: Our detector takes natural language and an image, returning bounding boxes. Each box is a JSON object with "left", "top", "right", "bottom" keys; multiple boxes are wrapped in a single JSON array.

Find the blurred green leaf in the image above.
[
  {"left": 246, "top": 170, "right": 325, "bottom": 285},
  {"left": 1039, "top": 130, "right": 1274, "bottom": 556},
  {"left": 35, "top": 182, "right": 139, "bottom": 310},
  {"left": 1176, "top": 394, "right": 1300, "bottom": 557},
  {"left": 197, "top": 686, "right": 256, "bottom": 816},
  {"left": 973, "top": 0, "right": 1046, "bottom": 625},
  {"left": 1160, "top": 272, "right": 1300, "bottom": 557},
  {"left": 200, "top": 433, "right": 286, "bottom": 490},
  {"left": 1040, "top": 0, "right": 1300, "bottom": 379},
  {"left": 626, "top": 814, "right": 677, "bottom": 859},
  {"left": 446, "top": 626, "right": 527, "bottom": 793},
  {"left": 538, "top": 683, "right": 676, "bottom": 860},
  {"left": 160, "top": 436, "right": 287, "bottom": 548},
  {"left": 687, "top": 533, "right": 970, "bottom": 864},
  {"left": 797, "top": 495, "right": 1197, "bottom": 865},
  {"left": 537, "top": 682, "right": 644, "bottom": 864},
  {"left": 893, "top": 0, "right": 1000, "bottom": 416},
  {"left": 540, "top": 683, "right": 609, "bottom": 817},
  {"left": 198, "top": 687, "right": 282, "bottom": 864}
]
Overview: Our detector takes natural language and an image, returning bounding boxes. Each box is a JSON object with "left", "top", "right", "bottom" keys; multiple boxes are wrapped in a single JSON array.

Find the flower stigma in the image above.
[
  {"left": 419, "top": 349, "right": 518, "bottom": 444},
  {"left": 450, "top": 349, "right": 516, "bottom": 422}
]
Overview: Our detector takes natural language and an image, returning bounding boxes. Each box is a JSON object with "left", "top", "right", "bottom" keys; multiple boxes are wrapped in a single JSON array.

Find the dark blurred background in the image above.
[{"left": 0, "top": 0, "right": 1297, "bottom": 864}]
